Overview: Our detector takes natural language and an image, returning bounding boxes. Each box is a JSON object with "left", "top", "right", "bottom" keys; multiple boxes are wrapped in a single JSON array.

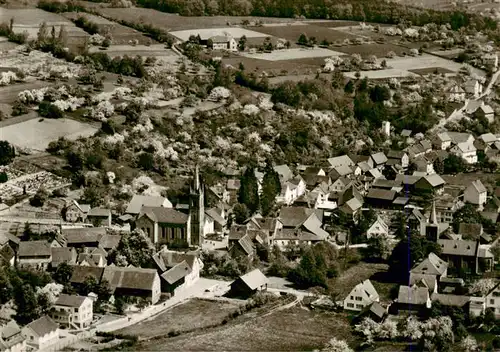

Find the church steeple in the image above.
[
  {"left": 426, "top": 200, "right": 439, "bottom": 241},
  {"left": 429, "top": 200, "right": 438, "bottom": 225},
  {"left": 189, "top": 164, "right": 204, "bottom": 247}
]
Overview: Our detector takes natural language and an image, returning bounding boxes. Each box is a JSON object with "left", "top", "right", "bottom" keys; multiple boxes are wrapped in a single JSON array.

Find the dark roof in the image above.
[
  {"left": 372, "top": 179, "right": 402, "bottom": 189},
  {"left": 205, "top": 208, "right": 226, "bottom": 226},
  {"left": 395, "top": 174, "right": 422, "bottom": 185},
  {"left": 279, "top": 207, "right": 319, "bottom": 228},
  {"left": 398, "top": 285, "right": 429, "bottom": 305},
  {"left": 361, "top": 301, "right": 386, "bottom": 319},
  {"left": 64, "top": 227, "right": 106, "bottom": 245},
  {"left": 139, "top": 206, "right": 189, "bottom": 224},
  {"left": 152, "top": 249, "right": 199, "bottom": 272},
  {"left": 25, "top": 316, "right": 58, "bottom": 337},
  {"left": 70, "top": 265, "right": 104, "bottom": 284},
  {"left": 237, "top": 234, "right": 254, "bottom": 255},
  {"left": 55, "top": 294, "right": 88, "bottom": 308},
  {"left": 18, "top": 241, "right": 51, "bottom": 257},
  {"left": 102, "top": 266, "right": 158, "bottom": 292},
  {"left": 51, "top": 247, "right": 76, "bottom": 265},
  {"left": 431, "top": 293, "right": 470, "bottom": 307},
  {"left": 99, "top": 234, "right": 121, "bottom": 250},
  {"left": 438, "top": 239, "right": 479, "bottom": 257},
  {"left": 387, "top": 150, "right": 407, "bottom": 159},
  {"left": 161, "top": 261, "right": 191, "bottom": 284},
  {"left": 366, "top": 188, "right": 397, "bottom": 201},
  {"left": 87, "top": 208, "right": 111, "bottom": 217},
  {"left": 274, "top": 228, "right": 324, "bottom": 241}
]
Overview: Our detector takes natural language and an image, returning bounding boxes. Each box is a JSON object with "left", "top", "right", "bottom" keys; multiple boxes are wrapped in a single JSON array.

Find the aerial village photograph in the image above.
[{"left": 0, "top": 0, "right": 500, "bottom": 351}]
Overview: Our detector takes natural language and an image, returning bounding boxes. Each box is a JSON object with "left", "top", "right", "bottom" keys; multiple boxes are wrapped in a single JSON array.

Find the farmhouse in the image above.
[
  {"left": 208, "top": 36, "right": 237, "bottom": 51},
  {"left": 50, "top": 294, "right": 93, "bottom": 329},
  {"left": 102, "top": 266, "right": 161, "bottom": 304},
  {"left": 18, "top": 240, "right": 52, "bottom": 270}
]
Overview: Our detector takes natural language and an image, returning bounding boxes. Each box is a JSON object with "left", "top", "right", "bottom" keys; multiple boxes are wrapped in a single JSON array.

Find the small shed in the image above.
[{"left": 229, "top": 269, "right": 269, "bottom": 298}]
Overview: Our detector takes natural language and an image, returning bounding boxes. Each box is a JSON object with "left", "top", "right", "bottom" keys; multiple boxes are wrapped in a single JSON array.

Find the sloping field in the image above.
[
  {"left": 0, "top": 118, "right": 98, "bottom": 151},
  {"left": 137, "top": 306, "right": 357, "bottom": 351},
  {"left": 0, "top": 8, "right": 87, "bottom": 41},
  {"left": 88, "top": 44, "right": 177, "bottom": 58},
  {"left": 170, "top": 27, "right": 267, "bottom": 41},
  {"left": 247, "top": 23, "right": 359, "bottom": 43},
  {"left": 96, "top": 7, "right": 296, "bottom": 31}
]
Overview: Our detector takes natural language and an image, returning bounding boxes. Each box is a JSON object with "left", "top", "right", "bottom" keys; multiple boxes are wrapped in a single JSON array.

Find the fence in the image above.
[{"left": 38, "top": 329, "right": 96, "bottom": 352}]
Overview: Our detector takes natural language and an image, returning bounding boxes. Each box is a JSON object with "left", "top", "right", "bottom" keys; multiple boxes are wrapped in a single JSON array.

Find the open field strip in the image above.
[
  {"left": 170, "top": 27, "right": 268, "bottom": 41},
  {"left": 240, "top": 47, "right": 345, "bottom": 61}
]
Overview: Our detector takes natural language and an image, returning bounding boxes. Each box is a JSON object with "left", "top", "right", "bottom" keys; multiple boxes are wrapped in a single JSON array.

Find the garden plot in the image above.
[
  {"left": 240, "top": 47, "right": 345, "bottom": 61},
  {"left": 0, "top": 118, "right": 98, "bottom": 152},
  {"left": 170, "top": 27, "right": 267, "bottom": 41}
]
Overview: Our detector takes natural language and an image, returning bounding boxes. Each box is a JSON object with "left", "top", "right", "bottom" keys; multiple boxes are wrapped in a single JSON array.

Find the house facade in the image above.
[
  {"left": 464, "top": 180, "right": 487, "bottom": 208},
  {"left": 50, "top": 294, "right": 93, "bottom": 329},
  {"left": 343, "top": 279, "right": 380, "bottom": 311},
  {"left": 450, "top": 142, "right": 477, "bottom": 164},
  {"left": 17, "top": 241, "right": 52, "bottom": 270},
  {"left": 366, "top": 216, "right": 389, "bottom": 239},
  {"left": 0, "top": 320, "right": 26, "bottom": 352},
  {"left": 22, "top": 316, "right": 59, "bottom": 350},
  {"left": 135, "top": 206, "right": 191, "bottom": 246}
]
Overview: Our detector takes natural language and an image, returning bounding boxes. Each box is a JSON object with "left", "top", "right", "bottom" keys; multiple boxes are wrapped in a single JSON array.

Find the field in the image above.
[
  {"left": 0, "top": 8, "right": 87, "bottom": 41},
  {"left": 170, "top": 27, "right": 267, "bottom": 41},
  {"left": 61, "top": 12, "right": 154, "bottom": 45},
  {"left": 96, "top": 7, "right": 296, "bottom": 32},
  {"left": 136, "top": 306, "right": 357, "bottom": 351},
  {"left": 0, "top": 117, "right": 99, "bottom": 151},
  {"left": 331, "top": 43, "right": 408, "bottom": 57},
  {"left": 247, "top": 23, "right": 359, "bottom": 44},
  {"left": 118, "top": 298, "right": 241, "bottom": 339},
  {"left": 223, "top": 56, "right": 324, "bottom": 76},
  {"left": 240, "top": 47, "right": 344, "bottom": 61},
  {"left": 88, "top": 44, "right": 178, "bottom": 60}
]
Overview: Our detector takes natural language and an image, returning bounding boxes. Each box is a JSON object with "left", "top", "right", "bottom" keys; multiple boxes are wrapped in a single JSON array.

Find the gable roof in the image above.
[
  {"left": 236, "top": 234, "right": 254, "bottom": 256},
  {"left": 453, "top": 142, "right": 476, "bottom": 153},
  {"left": 398, "top": 285, "right": 429, "bottom": 305},
  {"left": 341, "top": 197, "right": 362, "bottom": 213},
  {"left": 353, "top": 279, "right": 379, "bottom": 299},
  {"left": 238, "top": 269, "right": 268, "bottom": 290},
  {"left": 419, "top": 174, "right": 445, "bottom": 188},
  {"left": 161, "top": 261, "right": 192, "bottom": 284},
  {"left": 126, "top": 195, "right": 172, "bottom": 215},
  {"left": 468, "top": 179, "right": 487, "bottom": 194},
  {"left": 438, "top": 239, "right": 478, "bottom": 257},
  {"left": 431, "top": 293, "right": 470, "bottom": 307},
  {"left": 447, "top": 132, "right": 473, "bottom": 145},
  {"left": 205, "top": 208, "right": 226, "bottom": 226},
  {"left": 273, "top": 164, "right": 293, "bottom": 182},
  {"left": 25, "top": 316, "right": 58, "bottom": 337},
  {"left": 387, "top": 150, "right": 407, "bottom": 159},
  {"left": 139, "top": 206, "right": 189, "bottom": 224},
  {"left": 480, "top": 133, "right": 497, "bottom": 144},
  {"left": 279, "top": 207, "right": 316, "bottom": 228},
  {"left": 102, "top": 266, "right": 158, "bottom": 292},
  {"left": 51, "top": 247, "right": 76, "bottom": 265},
  {"left": 366, "top": 188, "right": 397, "bottom": 201},
  {"left": 88, "top": 208, "right": 111, "bottom": 217},
  {"left": 18, "top": 241, "right": 51, "bottom": 257},
  {"left": 411, "top": 252, "right": 448, "bottom": 276},
  {"left": 64, "top": 227, "right": 107, "bottom": 245},
  {"left": 327, "top": 155, "right": 355, "bottom": 169},
  {"left": 55, "top": 294, "right": 88, "bottom": 308},
  {"left": 152, "top": 249, "right": 199, "bottom": 272},
  {"left": 70, "top": 265, "right": 105, "bottom": 284},
  {"left": 409, "top": 273, "right": 437, "bottom": 292},
  {"left": 99, "top": 234, "right": 121, "bottom": 251}
]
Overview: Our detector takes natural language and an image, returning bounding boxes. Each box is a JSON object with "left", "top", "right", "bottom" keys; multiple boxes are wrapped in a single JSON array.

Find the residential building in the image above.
[
  {"left": 464, "top": 180, "right": 487, "bottom": 208},
  {"left": 102, "top": 266, "right": 161, "bottom": 304},
  {"left": 415, "top": 174, "right": 446, "bottom": 195},
  {"left": 87, "top": 208, "right": 112, "bottom": 227},
  {"left": 50, "top": 294, "right": 93, "bottom": 329},
  {"left": 327, "top": 155, "right": 355, "bottom": 169},
  {"left": 208, "top": 36, "right": 237, "bottom": 51},
  {"left": 69, "top": 266, "right": 104, "bottom": 291},
  {"left": 343, "top": 279, "right": 379, "bottom": 311},
  {"left": 366, "top": 216, "right": 389, "bottom": 239},
  {"left": 396, "top": 286, "right": 431, "bottom": 314},
  {"left": 203, "top": 208, "right": 227, "bottom": 235},
  {"left": 125, "top": 194, "right": 172, "bottom": 216},
  {"left": 229, "top": 234, "right": 255, "bottom": 259},
  {"left": 50, "top": 247, "right": 77, "bottom": 269},
  {"left": 77, "top": 247, "right": 107, "bottom": 267},
  {"left": 365, "top": 188, "right": 397, "bottom": 208},
  {"left": 473, "top": 104, "right": 495, "bottom": 123},
  {"left": 229, "top": 269, "right": 268, "bottom": 298},
  {"left": 0, "top": 243, "right": 15, "bottom": 267},
  {"left": 273, "top": 165, "right": 294, "bottom": 182},
  {"left": 450, "top": 142, "right": 477, "bottom": 164},
  {"left": 484, "top": 281, "right": 500, "bottom": 318},
  {"left": 483, "top": 53, "right": 498, "bottom": 70},
  {"left": 152, "top": 248, "right": 203, "bottom": 295},
  {"left": 18, "top": 241, "right": 52, "bottom": 270},
  {"left": 274, "top": 207, "right": 328, "bottom": 249},
  {"left": 65, "top": 200, "right": 90, "bottom": 223},
  {"left": 63, "top": 227, "right": 107, "bottom": 248},
  {"left": 135, "top": 206, "right": 190, "bottom": 247},
  {"left": 431, "top": 293, "right": 470, "bottom": 309},
  {"left": 368, "top": 152, "right": 388, "bottom": 170},
  {"left": 21, "top": 316, "right": 59, "bottom": 350},
  {"left": 463, "top": 79, "right": 483, "bottom": 98},
  {"left": 0, "top": 320, "right": 26, "bottom": 352},
  {"left": 446, "top": 84, "right": 466, "bottom": 102},
  {"left": 330, "top": 177, "right": 350, "bottom": 193},
  {"left": 409, "top": 253, "right": 448, "bottom": 294},
  {"left": 276, "top": 176, "right": 306, "bottom": 205},
  {"left": 339, "top": 197, "right": 363, "bottom": 219},
  {"left": 386, "top": 150, "right": 409, "bottom": 169},
  {"left": 438, "top": 239, "right": 494, "bottom": 274},
  {"left": 447, "top": 132, "right": 475, "bottom": 146},
  {"left": 413, "top": 156, "right": 435, "bottom": 175},
  {"left": 435, "top": 194, "right": 463, "bottom": 224}
]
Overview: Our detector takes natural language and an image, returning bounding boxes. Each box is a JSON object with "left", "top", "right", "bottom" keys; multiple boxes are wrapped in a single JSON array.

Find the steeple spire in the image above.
[
  {"left": 194, "top": 164, "right": 200, "bottom": 191},
  {"left": 429, "top": 200, "right": 438, "bottom": 225}
]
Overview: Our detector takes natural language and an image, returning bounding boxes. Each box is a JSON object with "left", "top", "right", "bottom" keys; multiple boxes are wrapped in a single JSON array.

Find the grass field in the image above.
[
  {"left": 0, "top": 117, "right": 98, "bottom": 151},
  {"left": 170, "top": 27, "right": 267, "bottom": 41},
  {"left": 96, "top": 7, "right": 296, "bottom": 32},
  {"left": 240, "top": 47, "right": 344, "bottom": 61},
  {"left": 118, "top": 298, "right": 242, "bottom": 339},
  {"left": 247, "top": 23, "right": 359, "bottom": 44},
  {"left": 223, "top": 55, "right": 324, "bottom": 75},
  {"left": 88, "top": 44, "right": 177, "bottom": 59},
  {"left": 136, "top": 306, "right": 358, "bottom": 351},
  {"left": 332, "top": 42, "right": 408, "bottom": 57}
]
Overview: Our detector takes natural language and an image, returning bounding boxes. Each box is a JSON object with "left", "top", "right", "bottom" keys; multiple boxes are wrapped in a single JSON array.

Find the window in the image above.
[
  {"left": 350, "top": 296, "right": 353, "bottom": 300},
  {"left": 161, "top": 227, "right": 166, "bottom": 239},
  {"left": 171, "top": 228, "right": 175, "bottom": 239},
  {"left": 490, "top": 299, "right": 495, "bottom": 305},
  {"left": 347, "top": 303, "right": 354, "bottom": 308},
  {"left": 355, "top": 296, "right": 362, "bottom": 301},
  {"left": 356, "top": 304, "right": 364, "bottom": 309}
]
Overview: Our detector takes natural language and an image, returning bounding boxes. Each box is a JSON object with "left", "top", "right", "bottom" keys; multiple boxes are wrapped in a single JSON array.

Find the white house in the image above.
[
  {"left": 343, "top": 279, "right": 379, "bottom": 311},
  {"left": 464, "top": 79, "right": 483, "bottom": 98},
  {"left": 450, "top": 142, "right": 477, "bottom": 164},
  {"left": 485, "top": 281, "right": 500, "bottom": 318},
  {"left": 50, "top": 294, "right": 93, "bottom": 329},
  {"left": 208, "top": 36, "right": 237, "bottom": 51},
  {"left": 22, "top": 316, "right": 59, "bottom": 350},
  {"left": 366, "top": 216, "right": 389, "bottom": 239},
  {"left": 0, "top": 320, "right": 26, "bottom": 352},
  {"left": 433, "top": 132, "right": 452, "bottom": 150},
  {"left": 276, "top": 177, "right": 306, "bottom": 205},
  {"left": 464, "top": 180, "right": 487, "bottom": 208},
  {"left": 446, "top": 84, "right": 466, "bottom": 102}
]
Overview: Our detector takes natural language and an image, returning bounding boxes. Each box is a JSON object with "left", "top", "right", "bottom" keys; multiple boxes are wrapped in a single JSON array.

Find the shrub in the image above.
[
  {"left": 38, "top": 101, "right": 63, "bottom": 119},
  {"left": 0, "top": 172, "right": 7, "bottom": 183},
  {"left": 11, "top": 101, "right": 29, "bottom": 116}
]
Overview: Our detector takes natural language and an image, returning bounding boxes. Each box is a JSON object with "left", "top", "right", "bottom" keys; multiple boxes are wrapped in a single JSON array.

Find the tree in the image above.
[
  {"left": 443, "top": 154, "right": 467, "bottom": 174},
  {"left": 391, "top": 211, "right": 409, "bottom": 240},
  {"left": 233, "top": 203, "right": 249, "bottom": 224},
  {"left": 0, "top": 269, "right": 13, "bottom": 304},
  {"left": 37, "top": 21, "right": 48, "bottom": 43},
  {"left": 39, "top": 101, "right": 63, "bottom": 119},
  {"left": 0, "top": 140, "right": 15, "bottom": 165},
  {"left": 451, "top": 203, "right": 484, "bottom": 233},
  {"left": 0, "top": 171, "right": 8, "bottom": 183},
  {"left": 30, "top": 187, "right": 49, "bottom": 207},
  {"left": 238, "top": 167, "right": 259, "bottom": 214},
  {"left": 260, "top": 163, "right": 281, "bottom": 216},
  {"left": 321, "top": 337, "right": 354, "bottom": 352},
  {"left": 460, "top": 336, "right": 478, "bottom": 352},
  {"left": 370, "top": 85, "right": 391, "bottom": 102},
  {"left": 388, "top": 235, "right": 442, "bottom": 282},
  {"left": 433, "top": 158, "right": 444, "bottom": 174},
  {"left": 238, "top": 35, "right": 247, "bottom": 51},
  {"left": 53, "top": 262, "right": 73, "bottom": 284},
  {"left": 297, "top": 33, "right": 308, "bottom": 45},
  {"left": 365, "top": 235, "right": 392, "bottom": 261},
  {"left": 108, "top": 229, "right": 155, "bottom": 268},
  {"left": 14, "top": 284, "right": 40, "bottom": 324}
]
